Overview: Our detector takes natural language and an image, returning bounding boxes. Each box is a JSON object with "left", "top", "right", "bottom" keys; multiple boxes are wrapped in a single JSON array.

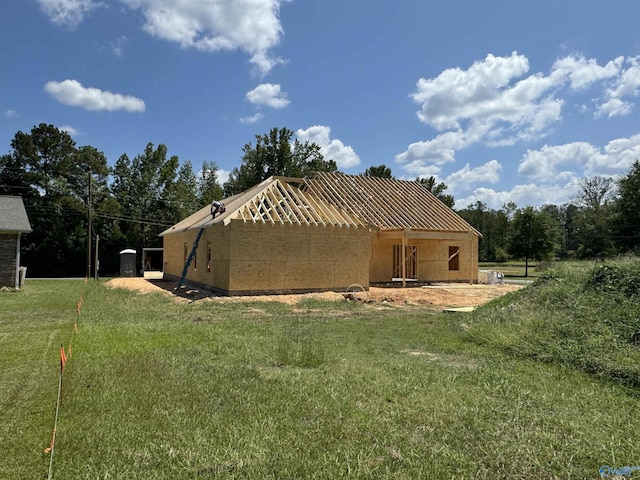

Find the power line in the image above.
[{"left": 94, "top": 213, "right": 174, "bottom": 227}]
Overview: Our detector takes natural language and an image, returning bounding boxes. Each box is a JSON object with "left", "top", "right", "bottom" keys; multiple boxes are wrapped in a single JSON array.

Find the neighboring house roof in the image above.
[
  {"left": 160, "top": 176, "right": 369, "bottom": 236},
  {"left": 303, "top": 172, "right": 480, "bottom": 235},
  {"left": 0, "top": 195, "right": 33, "bottom": 233}
]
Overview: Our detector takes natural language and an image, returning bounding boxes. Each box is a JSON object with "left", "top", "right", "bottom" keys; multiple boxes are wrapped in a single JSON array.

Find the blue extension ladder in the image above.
[{"left": 175, "top": 227, "right": 205, "bottom": 292}]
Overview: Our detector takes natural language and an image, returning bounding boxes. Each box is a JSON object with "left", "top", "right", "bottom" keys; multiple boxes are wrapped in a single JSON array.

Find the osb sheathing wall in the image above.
[
  {"left": 163, "top": 221, "right": 370, "bottom": 295},
  {"left": 163, "top": 223, "right": 230, "bottom": 291},
  {"left": 370, "top": 234, "right": 479, "bottom": 283}
]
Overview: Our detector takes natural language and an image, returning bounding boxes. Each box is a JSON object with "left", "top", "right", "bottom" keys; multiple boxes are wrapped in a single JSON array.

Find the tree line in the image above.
[
  {"left": 455, "top": 170, "right": 640, "bottom": 275},
  {"left": 0, "top": 124, "right": 224, "bottom": 276},
  {"left": 1, "top": 123, "right": 639, "bottom": 277}
]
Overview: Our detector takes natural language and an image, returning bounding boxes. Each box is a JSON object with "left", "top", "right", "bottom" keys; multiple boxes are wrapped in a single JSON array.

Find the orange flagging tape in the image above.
[
  {"left": 44, "top": 428, "right": 56, "bottom": 454},
  {"left": 60, "top": 346, "right": 67, "bottom": 372}
]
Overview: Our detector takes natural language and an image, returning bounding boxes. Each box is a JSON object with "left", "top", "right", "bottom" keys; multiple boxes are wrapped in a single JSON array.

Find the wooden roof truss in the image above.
[
  {"left": 230, "top": 179, "right": 367, "bottom": 227},
  {"left": 303, "top": 172, "right": 480, "bottom": 234}
]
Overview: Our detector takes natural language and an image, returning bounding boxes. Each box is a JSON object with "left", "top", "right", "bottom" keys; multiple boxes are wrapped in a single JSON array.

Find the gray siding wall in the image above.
[{"left": 0, "top": 234, "right": 18, "bottom": 288}]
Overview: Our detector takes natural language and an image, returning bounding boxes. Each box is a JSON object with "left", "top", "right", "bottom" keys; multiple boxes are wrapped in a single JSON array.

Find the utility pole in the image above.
[
  {"left": 86, "top": 169, "right": 92, "bottom": 279},
  {"left": 94, "top": 234, "right": 100, "bottom": 281}
]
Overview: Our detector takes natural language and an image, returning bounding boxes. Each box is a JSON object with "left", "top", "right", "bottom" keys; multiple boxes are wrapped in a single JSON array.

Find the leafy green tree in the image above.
[
  {"left": 198, "top": 161, "right": 224, "bottom": 205},
  {"left": 570, "top": 176, "right": 616, "bottom": 259},
  {"left": 508, "top": 207, "right": 556, "bottom": 276},
  {"left": 574, "top": 207, "right": 616, "bottom": 259},
  {"left": 538, "top": 204, "right": 565, "bottom": 258},
  {"left": 108, "top": 143, "right": 198, "bottom": 273},
  {"left": 613, "top": 161, "right": 640, "bottom": 252},
  {"left": 162, "top": 160, "right": 199, "bottom": 220},
  {"left": 576, "top": 176, "right": 615, "bottom": 210},
  {"left": 223, "top": 127, "right": 337, "bottom": 196},
  {"left": 416, "top": 176, "right": 454, "bottom": 208},
  {"left": 0, "top": 152, "right": 37, "bottom": 199},
  {"left": 457, "top": 201, "right": 510, "bottom": 262},
  {"left": 1, "top": 124, "right": 111, "bottom": 276},
  {"left": 362, "top": 164, "right": 393, "bottom": 178}
]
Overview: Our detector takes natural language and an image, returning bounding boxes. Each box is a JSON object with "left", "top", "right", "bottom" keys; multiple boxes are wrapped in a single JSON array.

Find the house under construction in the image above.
[{"left": 160, "top": 173, "right": 481, "bottom": 295}]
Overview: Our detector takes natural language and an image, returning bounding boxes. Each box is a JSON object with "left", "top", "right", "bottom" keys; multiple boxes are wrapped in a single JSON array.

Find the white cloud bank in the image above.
[
  {"left": 520, "top": 134, "right": 640, "bottom": 182},
  {"left": 397, "top": 52, "right": 640, "bottom": 171},
  {"left": 44, "top": 79, "right": 145, "bottom": 112},
  {"left": 453, "top": 133, "right": 640, "bottom": 209},
  {"left": 296, "top": 126, "right": 361, "bottom": 169},
  {"left": 38, "top": 0, "right": 286, "bottom": 75},
  {"left": 396, "top": 52, "right": 640, "bottom": 208}
]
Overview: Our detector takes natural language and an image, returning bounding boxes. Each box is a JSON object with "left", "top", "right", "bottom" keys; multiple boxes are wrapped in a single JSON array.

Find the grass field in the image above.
[{"left": 1, "top": 271, "right": 639, "bottom": 479}]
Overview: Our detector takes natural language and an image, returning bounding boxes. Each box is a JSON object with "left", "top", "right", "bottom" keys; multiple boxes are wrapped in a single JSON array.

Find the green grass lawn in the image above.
[{"left": 2, "top": 277, "right": 639, "bottom": 479}]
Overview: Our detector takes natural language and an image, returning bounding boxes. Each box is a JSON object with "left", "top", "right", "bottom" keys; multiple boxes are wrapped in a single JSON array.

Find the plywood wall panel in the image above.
[
  {"left": 284, "top": 261, "right": 335, "bottom": 289},
  {"left": 229, "top": 260, "right": 286, "bottom": 291}
]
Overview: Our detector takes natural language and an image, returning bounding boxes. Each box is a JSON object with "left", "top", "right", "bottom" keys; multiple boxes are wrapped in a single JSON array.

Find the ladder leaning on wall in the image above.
[
  {"left": 174, "top": 201, "right": 225, "bottom": 294},
  {"left": 175, "top": 227, "right": 205, "bottom": 292}
]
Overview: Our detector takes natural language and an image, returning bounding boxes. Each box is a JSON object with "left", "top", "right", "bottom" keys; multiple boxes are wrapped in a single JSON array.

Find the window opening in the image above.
[
  {"left": 193, "top": 242, "right": 197, "bottom": 270},
  {"left": 449, "top": 246, "right": 460, "bottom": 271}
]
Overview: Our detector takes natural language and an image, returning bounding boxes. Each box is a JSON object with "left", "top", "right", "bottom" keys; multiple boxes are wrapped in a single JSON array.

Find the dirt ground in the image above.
[{"left": 105, "top": 277, "right": 524, "bottom": 310}]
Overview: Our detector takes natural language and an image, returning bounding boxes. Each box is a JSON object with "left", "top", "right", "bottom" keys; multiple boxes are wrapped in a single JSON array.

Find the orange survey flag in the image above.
[{"left": 60, "top": 346, "right": 67, "bottom": 372}]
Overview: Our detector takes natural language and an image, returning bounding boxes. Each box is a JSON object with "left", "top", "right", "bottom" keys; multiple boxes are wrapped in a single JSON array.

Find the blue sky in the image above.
[{"left": 2, "top": 0, "right": 640, "bottom": 209}]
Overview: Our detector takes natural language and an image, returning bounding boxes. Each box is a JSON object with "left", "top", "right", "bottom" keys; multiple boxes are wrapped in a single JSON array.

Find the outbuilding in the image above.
[{"left": 0, "top": 196, "right": 33, "bottom": 289}]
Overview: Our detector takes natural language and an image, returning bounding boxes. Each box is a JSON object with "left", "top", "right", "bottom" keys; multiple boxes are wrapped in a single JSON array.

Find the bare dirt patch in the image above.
[{"left": 104, "top": 277, "right": 523, "bottom": 310}]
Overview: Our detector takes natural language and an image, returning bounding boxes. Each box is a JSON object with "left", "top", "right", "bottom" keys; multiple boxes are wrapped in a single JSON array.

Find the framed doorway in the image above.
[{"left": 392, "top": 244, "right": 417, "bottom": 280}]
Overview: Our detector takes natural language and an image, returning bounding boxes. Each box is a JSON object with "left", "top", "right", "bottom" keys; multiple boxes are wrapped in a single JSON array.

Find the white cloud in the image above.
[
  {"left": 596, "top": 98, "right": 632, "bottom": 118},
  {"left": 245, "top": 84, "right": 289, "bottom": 108},
  {"left": 118, "top": 0, "right": 286, "bottom": 75},
  {"left": 396, "top": 123, "right": 491, "bottom": 173},
  {"left": 44, "top": 79, "right": 145, "bottom": 112},
  {"left": 110, "top": 35, "right": 127, "bottom": 57},
  {"left": 519, "top": 142, "right": 602, "bottom": 182},
  {"left": 4, "top": 109, "right": 17, "bottom": 118},
  {"left": 240, "top": 112, "right": 264, "bottom": 124},
  {"left": 518, "top": 134, "right": 640, "bottom": 183},
  {"left": 400, "top": 52, "right": 566, "bottom": 172},
  {"left": 597, "top": 134, "right": 640, "bottom": 174},
  {"left": 444, "top": 160, "right": 502, "bottom": 191},
  {"left": 411, "top": 52, "right": 537, "bottom": 131},
  {"left": 456, "top": 182, "right": 576, "bottom": 210},
  {"left": 218, "top": 168, "right": 230, "bottom": 186},
  {"left": 37, "top": 0, "right": 101, "bottom": 28},
  {"left": 453, "top": 132, "right": 640, "bottom": 208},
  {"left": 399, "top": 52, "right": 640, "bottom": 179},
  {"left": 551, "top": 55, "right": 622, "bottom": 90},
  {"left": 40, "top": 0, "right": 287, "bottom": 75},
  {"left": 59, "top": 125, "right": 80, "bottom": 136},
  {"left": 596, "top": 56, "right": 640, "bottom": 118},
  {"left": 296, "top": 125, "right": 361, "bottom": 169}
]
